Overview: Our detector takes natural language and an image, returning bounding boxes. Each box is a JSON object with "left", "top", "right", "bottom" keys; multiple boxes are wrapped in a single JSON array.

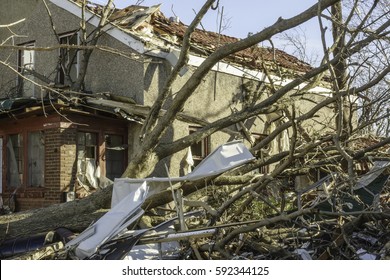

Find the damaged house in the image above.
[{"left": 0, "top": 0, "right": 337, "bottom": 211}]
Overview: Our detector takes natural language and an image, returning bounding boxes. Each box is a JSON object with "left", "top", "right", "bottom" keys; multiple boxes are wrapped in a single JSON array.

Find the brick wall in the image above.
[
  {"left": 60, "top": 127, "right": 77, "bottom": 194},
  {"left": 43, "top": 128, "right": 62, "bottom": 207},
  {"left": 2, "top": 116, "right": 126, "bottom": 211},
  {"left": 43, "top": 127, "right": 77, "bottom": 208},
  {"left": 17, "top": 197, "right": 45, "bottom": 211}
]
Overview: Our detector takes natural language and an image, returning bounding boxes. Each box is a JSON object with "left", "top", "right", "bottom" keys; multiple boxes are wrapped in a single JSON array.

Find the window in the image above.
[
  {"left": 77, "top": 132, "right": 98, "bottom": 188},
  {"left": 27, "top": 131, "right": 44, "bottom": 187},
  {"left": 189, "top": 126, "right": 209, "bottom": 167},
  {"left": 5, "top": 132, "right": 45, "bottom": 189},
  {"left": 59, "top": 32, "right": 79, "bottom": 84},
  {"left": 18, "top": 42, "right": 35, "bottom": 96},
  {"left": 6, "top": 134, "right": 24, "bottom": 188},
  {"left": 77, "top": 132, "right": 97, "bottom": 159},
  {"left": 104, "top": 134, "right": 126, "bottom": 180}
]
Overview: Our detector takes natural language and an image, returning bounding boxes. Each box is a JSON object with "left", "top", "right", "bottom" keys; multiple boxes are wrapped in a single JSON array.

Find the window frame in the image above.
[
  {"left": 104, "top": 134, "right": 126, "bottom": 181},
  {"left": 4, "top": 130, "right": 45, "bottom": 189},
  {"left": 189, "top": 126, "right": 210, "bottom": 167},
  {"left": 58, "top": 31, "right": 79, "bottom": 85},
  {"left": 76, "top": 131, "right": 99, "bottom": 189},
  {"left": 17, "top": 41, "right": 36, "bottom": 97}
]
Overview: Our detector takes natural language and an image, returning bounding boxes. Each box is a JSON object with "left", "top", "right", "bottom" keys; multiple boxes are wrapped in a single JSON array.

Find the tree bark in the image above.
[{"left": 0, "top": 186, "right": 112, "bottom": 240}]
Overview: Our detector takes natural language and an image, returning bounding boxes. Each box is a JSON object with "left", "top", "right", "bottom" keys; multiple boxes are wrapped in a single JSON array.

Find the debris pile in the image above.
[
  {"left": 221, "top": 212, "right": 390, "bottom": 260},
  {"left": 1, "top": 141, "right": 389, "bottom": 260}
]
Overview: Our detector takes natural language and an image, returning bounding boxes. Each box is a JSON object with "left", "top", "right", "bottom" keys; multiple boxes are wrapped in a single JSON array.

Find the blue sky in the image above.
[{"left": 102, "top": 1, "right": 332, "bottom": 64}]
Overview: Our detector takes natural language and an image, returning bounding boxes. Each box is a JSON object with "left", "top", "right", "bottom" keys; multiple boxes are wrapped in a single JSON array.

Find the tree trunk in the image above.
[{"left": 0, "top": 186, "right": 112, "bottom": 240}]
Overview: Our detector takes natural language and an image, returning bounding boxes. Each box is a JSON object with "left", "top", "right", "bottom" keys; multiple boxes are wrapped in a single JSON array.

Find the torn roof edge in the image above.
[{"left": 63, "top": 0, "right": 314, "bottom": 74}]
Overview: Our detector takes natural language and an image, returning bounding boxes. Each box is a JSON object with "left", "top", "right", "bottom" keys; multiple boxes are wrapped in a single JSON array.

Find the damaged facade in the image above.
[{"left": 0, "top": 0, "right": 336, "bottom": 211}]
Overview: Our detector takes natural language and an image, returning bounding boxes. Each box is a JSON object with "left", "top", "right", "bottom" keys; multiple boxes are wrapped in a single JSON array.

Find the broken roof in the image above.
[
  {"left": 71, "top": 1, "right": 313, "bottom": 74},
  {"left": 0, "top": 94, "right": 145, "bottom": 124}
]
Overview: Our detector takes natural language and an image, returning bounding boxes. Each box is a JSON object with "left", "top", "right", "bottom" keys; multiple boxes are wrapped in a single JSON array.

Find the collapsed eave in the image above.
[{"left": 0, "top": 95, "right": 146, "bottom": 124}]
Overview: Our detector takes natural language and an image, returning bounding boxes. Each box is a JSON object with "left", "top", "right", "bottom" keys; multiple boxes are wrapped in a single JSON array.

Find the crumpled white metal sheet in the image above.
[
  {"left": 112, "top": 141, "right": 255, "bottom": 207},
  {"left": 66, "top": 181, "right": 148, "bottom": 259}
]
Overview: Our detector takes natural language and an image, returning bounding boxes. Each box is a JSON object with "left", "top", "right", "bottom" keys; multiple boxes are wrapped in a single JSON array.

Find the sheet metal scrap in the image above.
[{"left": 66, "top": 141, "right": 254, "bottom": 260}]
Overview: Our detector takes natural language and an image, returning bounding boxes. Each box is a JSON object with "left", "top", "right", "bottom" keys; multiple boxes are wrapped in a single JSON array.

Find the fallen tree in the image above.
[{"left": 1, "top": 0, "right": 390, "bottom": 259}]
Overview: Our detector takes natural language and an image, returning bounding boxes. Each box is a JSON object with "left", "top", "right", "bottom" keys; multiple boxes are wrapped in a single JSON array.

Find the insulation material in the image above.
[
  {"left": 85, "top": 160, "right": 98, "bottom": 189},
  {"left": 6, "top": 138, "right": 21, "bottom": 188},
  {"left": 95, "top": 165, "right": 113, "bottom": 189},
  {"left": 77, "top": 159, "right": 98, "bottom": 190},
  {"left": 183, "top": 147, "right": 194, "bottom": 175}
]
